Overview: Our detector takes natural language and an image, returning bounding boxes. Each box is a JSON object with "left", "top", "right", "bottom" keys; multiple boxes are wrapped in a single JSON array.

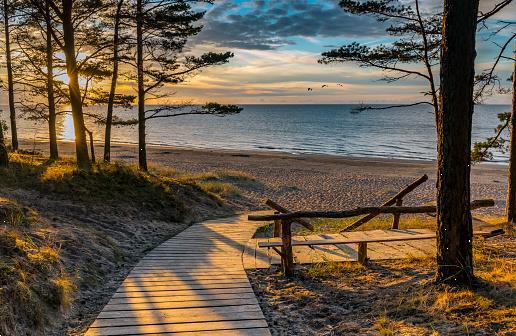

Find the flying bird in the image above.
[
  {"left": 337, "top": 83, "right": 344, "bottom": 87},
  {"left": 321, "top": 84, "right": 328, "bottom": 88},
  {"left": 307, "top": 88, "right": 313, "bottom": 91}
]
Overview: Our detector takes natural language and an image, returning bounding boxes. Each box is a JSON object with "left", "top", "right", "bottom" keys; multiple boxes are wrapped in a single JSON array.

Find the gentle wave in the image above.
[{"left": 4, "top": 104, "right": 511, "bottom": 162}]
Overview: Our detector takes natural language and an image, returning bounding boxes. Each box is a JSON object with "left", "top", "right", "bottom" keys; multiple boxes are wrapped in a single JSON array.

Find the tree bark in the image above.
[
  {"left": 104, "top": 0, "right": 123, "bottom": 162},
  {"left": 0, "top": 120, "right": 8, "bottom": 167},
  {"left": 506, "top": 55, "right": 516, "bottom": 222},
  {"left": 61, "top": 0, "right": 90, "bottom": 169},
  {"left": 136, "top": 0, "right": 147, "bottom": 171},
  {"left": 86, "top": 128, "right": 95, "bottom": 163},
  {"left": 436, "top": 0, "right": 479, "bottom": 286},
  {"left": 45, "top": 0, "right": 58, "bottom": 160},
  {"left": 3, "top": 0, "right": 18, "bottom": 151}
]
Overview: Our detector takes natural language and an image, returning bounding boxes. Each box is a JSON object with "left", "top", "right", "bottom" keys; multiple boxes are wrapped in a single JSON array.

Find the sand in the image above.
[
  {"left": 25, "top": 140, "right": 508, "bottom": 215},
  {"left": 9, "top": 140, "right": 511, "bottom": 335}
]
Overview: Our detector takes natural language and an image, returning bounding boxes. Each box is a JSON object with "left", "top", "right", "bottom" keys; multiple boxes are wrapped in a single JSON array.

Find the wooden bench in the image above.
[
  {"left": 258, "top": 229, "right": 504, "bottom": 267},
  {"left": 249, "top": 199, "right": 498, "bottom": 276}
]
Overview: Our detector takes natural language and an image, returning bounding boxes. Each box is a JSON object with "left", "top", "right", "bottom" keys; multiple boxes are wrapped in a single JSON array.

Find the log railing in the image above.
[
  {"left": 248, "top": 199, "right": 494, "bottom": 222},
  {"left": 248, "top": 199, "right": 495, "bottom": 276},
  {"left": 264, "top": 199, "right": 314, "bottom": 236},
  {"left": 341, "top": 174, "right": 428, "bottom": 232}
]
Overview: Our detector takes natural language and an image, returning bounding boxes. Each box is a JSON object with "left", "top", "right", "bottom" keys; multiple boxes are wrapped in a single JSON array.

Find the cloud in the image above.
[{"left": 194, "top": 0, "right": 387, "bottom": 50}]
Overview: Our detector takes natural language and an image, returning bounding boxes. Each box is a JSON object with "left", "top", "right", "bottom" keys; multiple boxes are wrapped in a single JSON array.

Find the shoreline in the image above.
[
  {"left": 16, "top": 138, "right": 510, "bottom": 167},
  {"left": 19, "top": 138, "right": 508, "bottom": 166}
]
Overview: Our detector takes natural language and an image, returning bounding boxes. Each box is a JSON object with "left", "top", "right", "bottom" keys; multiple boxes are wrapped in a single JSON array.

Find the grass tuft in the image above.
[
  {"left": 50, "top": 277, "right": 74, "bottom": 310},
  {"left": 0, "top": 199, "right": 71, "bottom": 335}
]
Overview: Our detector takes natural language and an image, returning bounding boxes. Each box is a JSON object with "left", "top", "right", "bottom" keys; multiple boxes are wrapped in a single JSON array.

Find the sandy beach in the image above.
[{"left": 24, "top": 140, "right": 508, "bottom": 215}]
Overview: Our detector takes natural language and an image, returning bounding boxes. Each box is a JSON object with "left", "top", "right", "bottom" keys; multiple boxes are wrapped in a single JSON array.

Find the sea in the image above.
[{"left": 4, "top": 104, "right": 512, "bottom": 163}]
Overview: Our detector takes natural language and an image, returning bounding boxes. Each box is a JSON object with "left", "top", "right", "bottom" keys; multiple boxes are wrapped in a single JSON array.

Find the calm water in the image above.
[{"left": 6, "top": 104, "right": 511, "bottom": 162}]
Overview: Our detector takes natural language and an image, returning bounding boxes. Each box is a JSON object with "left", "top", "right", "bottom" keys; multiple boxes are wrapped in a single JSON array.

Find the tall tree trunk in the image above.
[
  {"left": 136, "top": 0, "right": 147, "bottom": 171},
  {"left": 86, "top": 128, "right": 95, "bottom": 163},
  {"left": 45, "top": 0, "right": 58, "bottom": 160},
  {"left": 506, "top": 55, "right": 516, "bottom": 222},
  {"left": 61, "top": 0, "right": 90, "bottom": 169},
  {"left": 0, "top": 120, "right": 8, "bottom": 167},
  {"left": 3, "top": 0, "right": 18, "bottom": 151},
  {"left": 104, "top": 0, "right": 123, "bottom": 162},
  {"left": 436, "top": 0, "right": 479, "bottom": 286}
]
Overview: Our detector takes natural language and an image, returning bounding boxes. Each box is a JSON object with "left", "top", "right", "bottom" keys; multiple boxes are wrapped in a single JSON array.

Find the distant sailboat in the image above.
[{"left": 350, "top": 102, "right": 365, "bottom": 114}]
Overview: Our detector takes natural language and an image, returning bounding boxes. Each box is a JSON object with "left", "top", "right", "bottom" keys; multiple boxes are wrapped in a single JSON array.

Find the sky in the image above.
[
  {"left": 165, "top": 0, "right": 515, "bottom": 105},
  {"left": 0, "top": 0, "right": 513, "bottom": 106}
]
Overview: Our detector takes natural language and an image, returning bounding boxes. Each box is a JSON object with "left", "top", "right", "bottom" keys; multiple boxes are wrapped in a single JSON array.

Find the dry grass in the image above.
[
  {"left": 0, "top": 153, "right": 256, "bottom": 335},
  {"left": 297, "top": 214, "right": 437, "bottom": 235},
  {"left": 0, "top": 199, "right": 71, "bottom": 335},
  {"left": 0, "top": 153, "right": 257, "bottom": 222},
  {"left": 250, "top": 230, "right": 515, "bottom": 335},
  {"left": 153, "top": 167, "right": 261, "bottom": 199}
]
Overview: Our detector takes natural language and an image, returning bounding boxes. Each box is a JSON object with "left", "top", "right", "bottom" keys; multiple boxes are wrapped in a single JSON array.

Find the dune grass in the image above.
[
  {"left": 0, "top": 199, "right": 72, "bottom": 334},
  {"left": 152, "top": 166, "right": 262, "bottom": 199},
  {"left": 0, "top": 153, "right": 257, "bottom": 222},
  {"left": 0, "top": 153, "right": 257, "bottom": 335}
]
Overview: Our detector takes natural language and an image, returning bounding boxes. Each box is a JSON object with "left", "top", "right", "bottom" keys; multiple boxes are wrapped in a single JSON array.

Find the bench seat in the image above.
[{"left": 258, "top": 228, "right": 503, "bottom": 249}]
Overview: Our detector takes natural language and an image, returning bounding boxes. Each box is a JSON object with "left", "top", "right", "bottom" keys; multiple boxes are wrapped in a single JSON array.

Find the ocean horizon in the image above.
[{"left": 5, "top": 103, "right": 511, "bottom": 163}]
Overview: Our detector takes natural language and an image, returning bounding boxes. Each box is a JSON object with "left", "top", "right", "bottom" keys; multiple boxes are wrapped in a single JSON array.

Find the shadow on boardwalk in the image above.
[{"left": 85, "top": 214, "right": 272, "bottom": 335}]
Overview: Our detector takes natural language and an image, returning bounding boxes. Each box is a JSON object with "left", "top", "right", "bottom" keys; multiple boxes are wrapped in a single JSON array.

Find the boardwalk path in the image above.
[{"left": 86, "top": 214, "right": 271, "bottom": 336}]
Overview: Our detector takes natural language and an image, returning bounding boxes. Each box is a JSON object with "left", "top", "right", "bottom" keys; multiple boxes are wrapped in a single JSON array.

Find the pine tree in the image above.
[
  {"left": 436, "top": 0, "right": 480, "bottom": 286},
  {"left": 319, "top": 0, "right": 440, "bottom": 122},
  {"left": 1, "top": 0, "right": 20, "bottom": 150},
  {"left": 104, "top": 0, "right": 127, "bottom": 162},
  {"left": 129, "top": 0, "right": 241, "bottom": 171},
  {"left": 29, "top": 0, "right": 113, "bottom": 168},
  {"left": 15, "top": 0, "right": 67, "bottom": 160},
  {"left": 0, "top": 118, "right": 8, "bottom": 167}
]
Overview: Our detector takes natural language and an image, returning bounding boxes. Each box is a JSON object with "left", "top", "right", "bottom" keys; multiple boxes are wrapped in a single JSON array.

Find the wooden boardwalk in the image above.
[
  {"left": 86, "top": 214, "right": 271, "bottom": 336},
  {"left": 243, "top": 229, "right": 436, "bottom": 269}
]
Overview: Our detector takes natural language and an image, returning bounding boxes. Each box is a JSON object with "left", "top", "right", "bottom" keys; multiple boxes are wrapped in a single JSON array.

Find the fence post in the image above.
[
  {"left": 273, "top": 211, "right": 281, "bottom": 237},
  {"left": 281, "top": 220, "right": 294, "bottom": 276},
  {"left": 392, "top": 198, "right": 403, "bottom": 229},
  {"left": 358, "top": 242, "right": 368, "bottom": 265}
]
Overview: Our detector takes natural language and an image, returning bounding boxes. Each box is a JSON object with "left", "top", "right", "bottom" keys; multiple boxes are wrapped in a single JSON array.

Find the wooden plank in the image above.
[
  {"left": 128, "top": 271, "right": 248, "bottom": 278},
  {"left": 111, "top": 287, "right": 256, "bottom": 299},
  {"left": 292, "top": 236, "right": 326, "bottom": 264},
  {"left": 85, "top": 319, "right": 269, "bottom": 335},
  {"left": 104, "top": 299, "right": 260, "bottom": 312},
  {"left": 86, "top": 213, "right": 270, "bottom": 336},
  {"left": 140, "top": 329, "right": 271, "bottom": 336},
  {"left": 359, "top": 230, "right": 429, "bottom": 259},
  {"left": 126, "top": 273, "right": 250, "bottom": 281},
  {"left": 309, "top": 234, "right": 353, "bottom": 261},
  {"left": 131, "top": 266, "right": 245, "bottom": 271},
  {"left": 108, "top": 292, "right": 259, "bottom": 305},
  {"left": 117, "top": 282, "right": 252, "bottom": 293},
  {"left": 92, "top": 311, "right": 266, "bottom": 328},
  {"left": 258, "top": 233, "right": 436, "bottom": 247}
]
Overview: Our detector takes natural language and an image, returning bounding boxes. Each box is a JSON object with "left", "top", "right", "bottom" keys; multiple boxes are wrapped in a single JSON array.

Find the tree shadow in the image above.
[{"left": 250, "top": 255, "right": 515, "bottom": 335}]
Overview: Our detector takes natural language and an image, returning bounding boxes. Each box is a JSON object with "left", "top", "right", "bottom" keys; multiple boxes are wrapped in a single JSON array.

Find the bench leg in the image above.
[
  {"left": 273, "top": 214, "right": 281, "bottom": 237},
  {"left": 281, "top": 220, "right": 294, "bottom": 276},
  {"left": 392, "top": 198, "right": 403, "bottom": 229},
  {"left": 358, "top": 242, "right": 368, "bottom": 265}
]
